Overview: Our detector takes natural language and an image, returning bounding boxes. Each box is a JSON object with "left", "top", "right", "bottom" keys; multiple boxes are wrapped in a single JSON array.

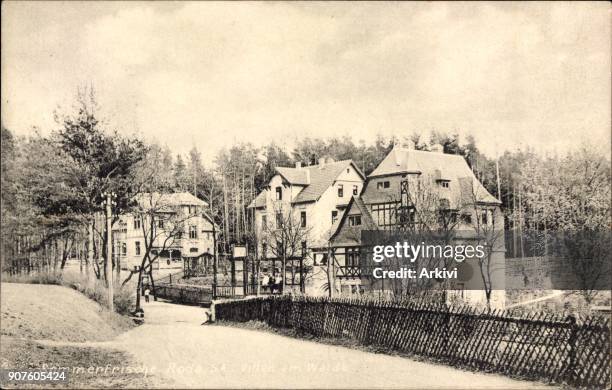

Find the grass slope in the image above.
[
  {"left": 0, "top": 283, "right": 160, "bottom": 388},
  {"left": 1, "top": 283, "right": 133, "bottom": 342}
]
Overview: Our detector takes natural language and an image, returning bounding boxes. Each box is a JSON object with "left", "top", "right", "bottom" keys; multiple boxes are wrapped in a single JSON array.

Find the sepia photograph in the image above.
[{"left": 1, "top": 1, "right": 610, "bottom": 389}]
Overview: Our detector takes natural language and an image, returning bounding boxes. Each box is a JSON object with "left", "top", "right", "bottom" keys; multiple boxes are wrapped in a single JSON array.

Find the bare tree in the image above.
[
  {"left": 373, "top": 175, "right": 461, "bottom": 297},
  {"left": 121, "top": 192, "right": 200, "bottom": 309},
  {"left": 463, "top": 178, "right": 505, "bottom": 308},
  {"left": 261, "top": 202, "right": 311, "bottom": 293}
]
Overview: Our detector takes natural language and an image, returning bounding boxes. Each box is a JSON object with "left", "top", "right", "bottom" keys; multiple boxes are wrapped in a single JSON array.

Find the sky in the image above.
[{"left": 2, "top": 2, "right": 610, "bottom": 164}]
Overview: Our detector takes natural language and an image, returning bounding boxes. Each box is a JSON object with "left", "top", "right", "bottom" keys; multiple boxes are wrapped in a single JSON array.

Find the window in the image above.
[
  {"left": 398, "top": 206, "right": 416, "bottom": 225},
  {"left": 319, "top": 253, "right": 328, "bottom": 266},
  {"left": 186, "top": 205, "right": 197, "bottom": 214},
  {"left": 133, "top": 218, "right": 141, "bottom": 230},
  {"left": 371, "top": 202, "right": 398, "bottom": 227},
  {"left": 121, "top": 242, "right": 127, "bottom": 256},
  {"left": 158, "top": 219, "right": 165, "bottom": 228},
  {"left": 261, "top": 215, "right": 267, "bottom": 230},
  {"left": 189, "top": 225, "right": 198, "bottom": 239},
  {"left": 276, "top": 240, "right": 284, "bottom": 256},
  {"left": 135, "top": 241, "right": 141, "bottom": 256},
  {"left": 440, "top": 181, "right": 450, "bottom": 188},
  {"left": 353, "top": 185, "right": 359, "bottom": 195},
  {"left": 262, "top": 243, "right": 268, "bottom": 259},
  {"left": 377, "top": 181, "right": 390, "bottom": 189},
  {"left": 331, "top": 210, "right": 338, "bottom": 223},
  {"left": 190, "top": 247, "right": 199, "bottom": 253},
  {"left": 338, "top": 184, "right": 344, "bottom": 197},
  {"left": 301, "top": 241, "right": 307, "bottom": 256},
  {"left": 480, "top": 209, "right": 493, "bottom": 226},
  {"left": 276, "top": 212, "right": 283, "bottom": 228},
  {"left": 346, "top": 247, "right": 360, "bottom": 267},
  {"left": 348, "top": 215, "right": 362, "bottom": 226},
  {"left": 300, "top": 211, "right": 307, "bottom": 228},
  {"left": 275, "top": 186, "right": 282, "bottom": 200},
  {"left": 461, "top": 213, "right": 472, "bottom": 225}
]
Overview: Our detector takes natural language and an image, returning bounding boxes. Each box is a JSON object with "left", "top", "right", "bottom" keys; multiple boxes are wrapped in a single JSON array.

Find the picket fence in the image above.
[{"left": 215, "top": 296, "right": 610, "bottom": 388}]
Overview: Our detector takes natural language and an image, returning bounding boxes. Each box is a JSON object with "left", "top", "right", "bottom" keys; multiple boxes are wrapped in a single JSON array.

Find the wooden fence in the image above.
[
  {"left": 215, "top": 296, "right": 610, "bottom": 389},
  {"left": 154, "top": 284, "right": 212, "bottom": 305}
]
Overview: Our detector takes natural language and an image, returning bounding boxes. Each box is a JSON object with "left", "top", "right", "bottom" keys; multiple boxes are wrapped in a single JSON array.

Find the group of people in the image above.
[{"left": 260, "top": 274, "right": 283, "bottom": 294}]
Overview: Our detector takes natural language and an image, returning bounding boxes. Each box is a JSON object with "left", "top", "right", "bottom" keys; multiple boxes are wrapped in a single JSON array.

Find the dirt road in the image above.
[{"left": 96, "top": 300, "right": 550, "bottom": 389}]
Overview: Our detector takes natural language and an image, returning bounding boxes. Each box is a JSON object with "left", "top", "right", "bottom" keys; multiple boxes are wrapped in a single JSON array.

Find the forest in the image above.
[{"left": 1, "top": 89, "right": 610, "bottom": 285}]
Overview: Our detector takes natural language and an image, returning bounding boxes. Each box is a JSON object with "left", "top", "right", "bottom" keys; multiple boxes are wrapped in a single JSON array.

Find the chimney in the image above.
[
  {"left": 431, "top": 144, "right": 444, "bottom": 153},
  {"left": 295, "top": 161, "right": 302, "bottom": 169}
]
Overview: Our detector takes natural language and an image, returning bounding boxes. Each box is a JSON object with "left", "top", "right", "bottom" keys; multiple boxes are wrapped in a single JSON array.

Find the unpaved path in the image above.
[{"left": 90, "top": 300, "right": 551, "bottom": 389}]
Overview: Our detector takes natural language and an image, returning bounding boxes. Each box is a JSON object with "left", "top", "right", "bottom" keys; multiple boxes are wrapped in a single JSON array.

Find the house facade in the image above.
[
  {"left": 248, "top": 158, "right": 366, "bottom": 294},
  {"left": 113, "top": 192, "right": 217, "bottom": 272},
  {"left": 329, "top": 146, "right": 506, "bottom": 307}
]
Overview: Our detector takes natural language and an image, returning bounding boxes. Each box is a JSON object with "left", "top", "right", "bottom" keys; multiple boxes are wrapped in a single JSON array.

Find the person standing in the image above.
[{"left": 144, "top": 287, "right": 151, "bottom": 303}]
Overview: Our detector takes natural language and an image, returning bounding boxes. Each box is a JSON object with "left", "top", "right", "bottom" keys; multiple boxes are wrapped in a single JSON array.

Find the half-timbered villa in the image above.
[{"left": 328, "top": 146, "right": 506, "bottom": 306}]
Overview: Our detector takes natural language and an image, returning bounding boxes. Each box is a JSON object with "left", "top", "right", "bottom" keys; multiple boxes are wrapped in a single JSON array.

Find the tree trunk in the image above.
[
  {"left": 148, "top": 266, "right": 157, "bottom": 301},
  {"left": 87, "top": 220, "right": 94, "bottom": 280},
  {"left": 326, "top": 244, "right": 334, "bottom": 298}
]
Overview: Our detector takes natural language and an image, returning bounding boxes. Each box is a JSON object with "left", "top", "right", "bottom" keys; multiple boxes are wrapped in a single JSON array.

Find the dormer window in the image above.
[
  {"left": 439, "top": 180, "right": 450, "bottom": 188},
  {"left": 275, "top": 186, "right": 282, "bottom": 200},
  {"left": 377, "top": 181, "right": 390, "bottom": 190},
  {"left": 348, "top": 215, "right": 362, "bottom": 226}
]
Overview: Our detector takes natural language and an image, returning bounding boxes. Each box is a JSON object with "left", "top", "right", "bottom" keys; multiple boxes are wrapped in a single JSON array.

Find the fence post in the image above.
[{"left": 566, "top": 315, "right": 578, "bottom": 385}]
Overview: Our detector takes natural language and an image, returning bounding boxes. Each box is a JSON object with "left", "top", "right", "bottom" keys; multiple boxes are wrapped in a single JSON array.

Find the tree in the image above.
[
  {"left": 464, "top": 180, "right": 505, "bottom": 308},
  {"left": 54, "top": 86, "right": 147, "bottom": 282},
  {"left": 260, "top": 202, "right": 311, "bottom": 293},
  {"left": 121, "top": 147, "right": 199, "bottom": 309},
  {"left": 372, "top": 174, "right": 462, "bottom": 297}
]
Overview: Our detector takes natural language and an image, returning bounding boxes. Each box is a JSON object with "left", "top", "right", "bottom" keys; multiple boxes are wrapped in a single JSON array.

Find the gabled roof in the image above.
[
  {"left": 135, "top": 192, "right": 208, "bottom": 210},
  {"left": 365, "top": 148, "right": 500, "bottom": 205},
  {"left": 369, "top": 148, "right": 462, "bottom": 178},
  {"left": 249, "top": 160, "right": 366, "bottom": 208},
  {"left": 276, "top": 167, "right": 310, "bottom": 186},
  {"left": 293, "top": 160, "right": 365, "bottom": 204},
  {"left": 330, "top": 196, "right": 378, "bottom": 246}
]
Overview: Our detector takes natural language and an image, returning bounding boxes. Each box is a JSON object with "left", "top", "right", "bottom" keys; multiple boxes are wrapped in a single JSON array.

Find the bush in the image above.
[{"left": 2, "top": 271, "right": 63, "bottom": 285}]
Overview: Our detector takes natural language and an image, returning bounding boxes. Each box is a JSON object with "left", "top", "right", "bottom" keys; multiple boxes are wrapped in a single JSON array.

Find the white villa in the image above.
[
  {"left": 113, "top": 192, "right": 217, "bottom": 272},
  {"left": 248, "top": 158, "right": 366, "bottom": 293}
]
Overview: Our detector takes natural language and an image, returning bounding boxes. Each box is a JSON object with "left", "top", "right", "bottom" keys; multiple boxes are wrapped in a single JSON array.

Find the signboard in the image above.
[{"left": 232, "top": 245, "right": 247, "bottom": 258}]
